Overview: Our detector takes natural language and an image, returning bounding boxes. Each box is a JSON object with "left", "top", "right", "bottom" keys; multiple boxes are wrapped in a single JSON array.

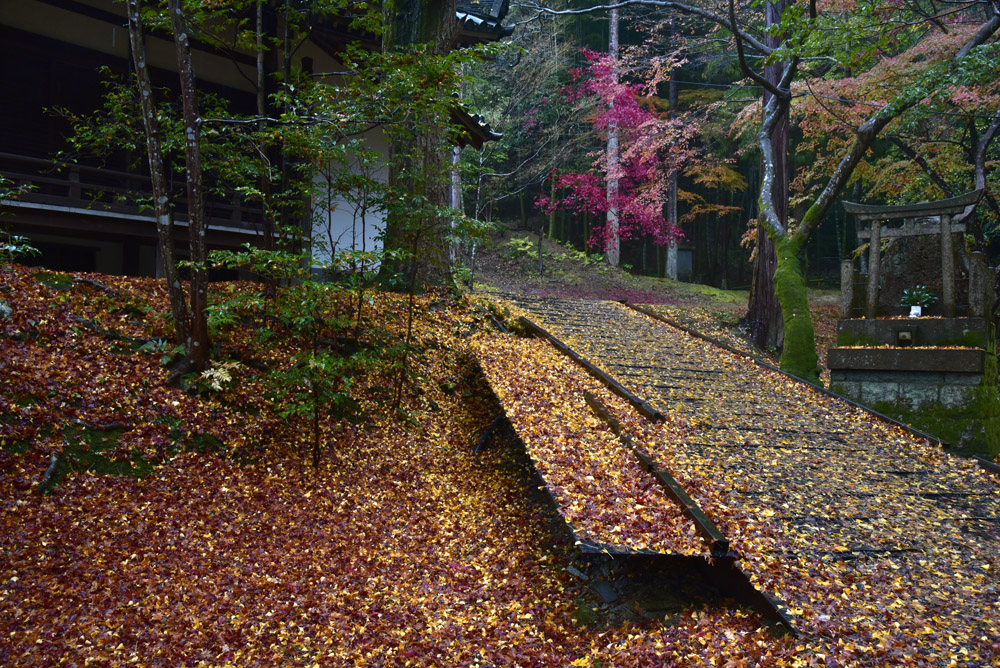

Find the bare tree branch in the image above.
[
  {"left": 956, "top": 10, "right": 1000, "bottom": 58},
  {"left": 887, "top": 135, "right": 955, "bottom": 197},
  {"left": 518, "top": 0, "right": 775, "bottom": 55},
  {"left": 728, "top": 0, "right": 783, "bottom": 98}
]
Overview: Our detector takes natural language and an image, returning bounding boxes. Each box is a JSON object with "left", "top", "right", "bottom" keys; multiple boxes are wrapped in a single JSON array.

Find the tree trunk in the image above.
[
  {"left": 537, "top": 221, "right": 544, "bottom": 276},
  {"left": 449, "top": 63, "right": 464, "bottom": 261},
  {"left": 450, "top": 144, "right": 462, "bottom": 262},
  {"left": 720, "top": 193, "right": 731, "bottom": 289},
  {"left": 746, "top": 0, "right": 787, "bottom": 351},
  {"left": 548, "top": 177, "right": 557, "bottom": 239},
  {"left": 257, "top": 1, "right": 278, "bottom": 258},
  {"left": 666, "top": 63, "right": 679, "bottom": 280},
  {"left": 169, "top": 0, "right": 210, "bottom": 372},
  {"left": 378, "top": 0, "right": 458, "bottom": 289},
  {"left": 310, "top": 333, "right": 321, "bottom": 469},
  {"left": 604, "top": 8, "right": 621, "bottom": 267},
  {"left": 125, "top": 0, "right": 189, "bottom": 348}
]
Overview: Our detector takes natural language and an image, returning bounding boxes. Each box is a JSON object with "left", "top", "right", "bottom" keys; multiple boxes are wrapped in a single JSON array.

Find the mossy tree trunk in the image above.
[
  {"left": 772, "top": 235, "right": 819, "bottom": 381},
  {"left": 760, "top": 95, "right": 920, "bottom": 383}
]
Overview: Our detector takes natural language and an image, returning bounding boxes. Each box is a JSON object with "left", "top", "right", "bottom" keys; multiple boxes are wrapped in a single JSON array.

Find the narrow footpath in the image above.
[{"left": 496, "top": 294, "right": 1000, "bottom": 663}]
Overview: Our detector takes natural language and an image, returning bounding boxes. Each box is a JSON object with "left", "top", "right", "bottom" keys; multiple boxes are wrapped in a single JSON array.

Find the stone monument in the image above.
[{"left": 829, "top": 190, "right": 998, "bottom": 453}]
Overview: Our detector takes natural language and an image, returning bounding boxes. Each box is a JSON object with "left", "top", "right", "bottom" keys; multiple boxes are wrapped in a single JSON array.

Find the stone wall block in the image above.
[
  {"left": 831, "top": 382, "right": 861, "bottom": 400},
  {"left": 861, "top": 382, "right": 898, "bottom": 405},
  {"left": 939, "top": 385, "right": 974, "bottom": 409},
  {"left": 943, "top": 373, "right": 982, "bottom": 387},
  {"left": 898, "top": 383, "right": 941, "bottom": 408}
]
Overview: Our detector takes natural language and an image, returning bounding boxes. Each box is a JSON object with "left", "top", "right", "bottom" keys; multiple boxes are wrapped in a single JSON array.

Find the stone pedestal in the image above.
[
  {"left": 828, "top": 348, "right": 983, "bottom": 410},
  {"left": 828, "top": 332, "right": 994, "bottom": 452},
  {"left": 836, "top": 317, "right": 987, "bottom": 349}
]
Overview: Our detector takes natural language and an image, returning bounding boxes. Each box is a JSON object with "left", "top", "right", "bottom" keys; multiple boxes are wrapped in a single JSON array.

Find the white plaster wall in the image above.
[{"left": 309, "top": 128, "right": 388, "bottom": 268}]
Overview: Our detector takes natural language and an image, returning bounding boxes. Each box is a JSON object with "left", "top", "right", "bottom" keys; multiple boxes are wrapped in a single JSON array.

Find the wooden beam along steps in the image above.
[
  {"left": 583, "top": 390, "right": 797, "bottom": 632},
  {"left": 476, "top": 305, "right": 512, "bottom": 335},
  {"left": 517, "top": 316, "right": 665, "bottom": 423},
  {"left": 583, "top": 391, "right": 730, "bottom": 558},
  {"left": 973, "top": 455, "right": 1000, "bottom": 475}
]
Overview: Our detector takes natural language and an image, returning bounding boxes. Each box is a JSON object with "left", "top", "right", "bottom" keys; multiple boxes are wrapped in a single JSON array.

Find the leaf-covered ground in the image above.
[
  {"left": 1, "top": 263, "right": 581, "bottom": 666},
  {"left": 3, "top": 262, "right": 995, "bottom": 667},
  {"left": 473, "top": 228, "right": 841, "bottom": 380},
  {"left": 0, "top": 264, "right": 795, "bottom": 667},
  {"left": 473, "top": 336, "right": 704, "bottom": 555},
  {"left": 496, "top": 295, "right": 1000, "bottom": 666}
]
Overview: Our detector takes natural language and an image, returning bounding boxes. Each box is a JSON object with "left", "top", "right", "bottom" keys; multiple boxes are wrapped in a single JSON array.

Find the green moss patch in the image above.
[
  {"left": 33, "top": 424, "right": 153, "bottom": 494},
  {"left": 872, "top": 389, "right": 1000, "bottom": 457},
  {"left": 935, "top": 330, "right": 987, "bottom": 348},
  {"left": 32, "top": 271, "right": 75, "bottom": 290}
]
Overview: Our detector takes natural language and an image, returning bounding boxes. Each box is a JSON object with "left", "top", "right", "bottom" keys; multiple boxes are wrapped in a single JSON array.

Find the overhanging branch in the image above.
[
  {"left": 728, "top": 0, "right": 783, "bottom": 98},
  {"left": 888, "top": 135, "right": 954, "bottom": 198}
]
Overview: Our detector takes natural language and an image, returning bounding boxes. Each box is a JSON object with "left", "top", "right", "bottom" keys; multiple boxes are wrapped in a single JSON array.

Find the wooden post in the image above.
[
  {"left": 969, "top": 251, "right": 992, "bottom": 318},
  {"left": 940, "top": 214, "right": 955, "bottom": 317},
  {"left": 841, "top": 259, "right": 854, "bottom": 318},
  {"left": 866, "top": 219, "right": 881, "bottom": 319},
  {"left": 68, "top": 165, "right": 81, "bottom": 201},
  {"left": 230, "top": 193, "right": 242, "bottom": 226}
]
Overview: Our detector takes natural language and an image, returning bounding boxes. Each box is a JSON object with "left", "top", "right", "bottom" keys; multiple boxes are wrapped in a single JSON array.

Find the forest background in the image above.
[{"left": 456, "top": 0, "right": 1000, "bottom": 381}]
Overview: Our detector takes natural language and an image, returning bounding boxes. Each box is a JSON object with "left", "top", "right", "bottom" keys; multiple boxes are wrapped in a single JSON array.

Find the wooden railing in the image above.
[{"left": 0, "top": 152, "right": 264, "bottom": 232}]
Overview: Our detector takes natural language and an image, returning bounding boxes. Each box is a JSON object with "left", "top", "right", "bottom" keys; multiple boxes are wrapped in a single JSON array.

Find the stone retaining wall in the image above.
[{"left": 829, "top": 369, "right": 981, "bottom": 409}]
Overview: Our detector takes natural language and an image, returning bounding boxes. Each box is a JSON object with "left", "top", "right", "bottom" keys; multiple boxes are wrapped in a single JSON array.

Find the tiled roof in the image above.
[
  {"left": 456, "top": 0, "right": 513, "bottom": 43},
  {"left": 456, "top": 0, "right": 510, "bottom": 20},
  {"left": 456, "top": 11, "right": 515, "bottom": 41},
  {"left": 451, "top": 103, "right": 502, "bottom": 150},
  {"left": 453, "top": 0, "right": 510, "bottom": 147}
]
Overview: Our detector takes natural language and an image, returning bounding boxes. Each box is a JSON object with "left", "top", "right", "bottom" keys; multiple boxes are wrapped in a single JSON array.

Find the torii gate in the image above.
[{"left": 842, "top": 189, "right": 985, "bottom": 319}]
